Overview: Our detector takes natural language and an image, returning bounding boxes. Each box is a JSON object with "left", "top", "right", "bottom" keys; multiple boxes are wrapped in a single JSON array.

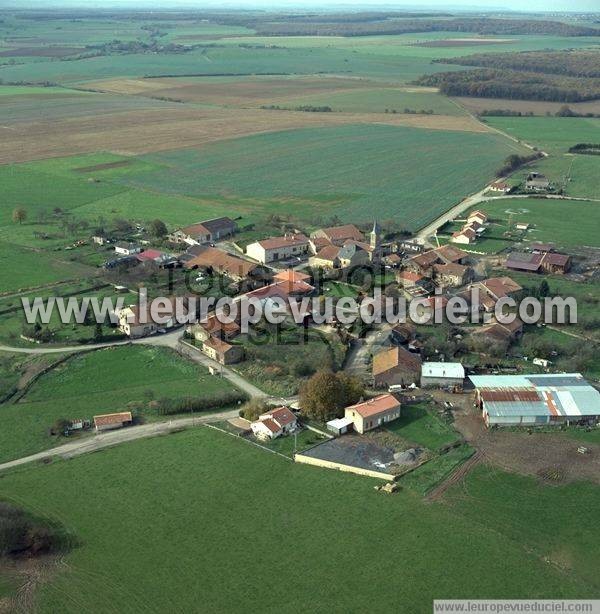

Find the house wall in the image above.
[
  {"left": 373, "top": 367, "right": 419, "bottom": 388},
  {"left": 294, "top": 452, "right": 395, "bottom": 481},
  {"left": 344, "top": 406, "right": 401, "bottom": 434},
  {"left": 420, "top": 376, "right": 464, "bottom": 388}
]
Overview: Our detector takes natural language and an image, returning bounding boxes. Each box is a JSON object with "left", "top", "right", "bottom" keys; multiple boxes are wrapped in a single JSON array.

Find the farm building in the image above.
[
  {"left": 470, "top": 373, "right": 600, "bottom": 427},
  {"left": 93, "top": 412, "right": 132, "bottom": 432},
  {"left": 373, "top": 346, "right": 422, "bottom": 388},
  {"left": 246, "top": 234, "right": 310, "bottom": 264},
  {"left": 505, "top": 251, "right": 572, "bottom": 275},
  {"left": 344, "top": 394, "right": 401, "bottom": 434},
  {"left": 310, "top": 224, "right": 364, "bottom": 246},
  {"left": 201, "top": 336, "right": 244, "bottom": 365},
  {"left": 326, "top": 417, "right": 354, "bottom": 436},
  {"left": 183, "top": 246, "right": 261, "bottom": 281},
  {"left": 420, "top": 362, "right": 465, "bottom": 388},
  {"left": 525, "top": 172, "right": 552, "bottom": 192},
  {"left": 114, "top": 242, "right": 142, "bottom": 256},
  {"left": 169, "top": 217, "right": 237, "bottom": 245}
]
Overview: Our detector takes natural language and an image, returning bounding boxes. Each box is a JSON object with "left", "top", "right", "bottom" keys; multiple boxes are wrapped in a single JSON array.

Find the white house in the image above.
[
  {"left": 251, "top": 406, "right": 298, "bottom": 440},
  {"left": 246, "top": 234, "right": 309, "bottom": 264},
  {"left": 114, "top": 242, "right": 142, "bottom": 256}
]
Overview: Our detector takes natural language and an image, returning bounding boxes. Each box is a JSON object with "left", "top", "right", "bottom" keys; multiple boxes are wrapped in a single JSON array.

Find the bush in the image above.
[{"left": 239, "top": 398, "right": 271, "bottom": 421}]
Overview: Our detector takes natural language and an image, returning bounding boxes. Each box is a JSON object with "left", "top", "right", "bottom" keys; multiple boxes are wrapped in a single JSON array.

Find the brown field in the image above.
[
  {"left": 85, "top": 76, "right": 381, "bottom": 107},
  {"left": 0, "top": 106, "right": 488, "bottom": 165},
  {"left": 414, "top": 38, "right": 515, "bottom": 47},
  {"left": 0, "top": 46, "right": 85, "bottom": 57},
  {"left": 453, "top": 96, "right": 600, "bottom": 116}
]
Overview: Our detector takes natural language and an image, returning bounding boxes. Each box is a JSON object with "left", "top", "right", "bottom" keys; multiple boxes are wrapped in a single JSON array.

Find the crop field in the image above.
[
  {"left": 123, "top": 123, "right": 526, "bottom": 228},
  {"left": 0, "top": 345, "right": 237, "bottom": 464},
  {"left": 0, "top": 428, "right": 598, "bottom": 612},
  {"left": 453, "top": 96, "right": 600, "bottom": 117},
  {"left": 471, "top": 198, "right": 600, "bottom": 249}
]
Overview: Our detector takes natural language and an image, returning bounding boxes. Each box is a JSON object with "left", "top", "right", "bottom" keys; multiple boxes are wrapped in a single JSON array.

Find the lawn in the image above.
[
  {"left": 123, "top": 124, "right": 526, "bottom": 230},
  {"left": 0, "top": 428, "right": 597, "bottom": 612},
  {"left": 468, "top": 197, "right": 600, "bottom": 249},
  {"left": 0, "top": 345, "right": 238, "bottom": 464},
  {"left": 385, "top": 401, "right": 461, "bottom": 451}
]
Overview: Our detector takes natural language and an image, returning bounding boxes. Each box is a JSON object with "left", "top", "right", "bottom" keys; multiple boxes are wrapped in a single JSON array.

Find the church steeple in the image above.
[{"left": 370, "top": 219, "right": 381, "bottom": 251}]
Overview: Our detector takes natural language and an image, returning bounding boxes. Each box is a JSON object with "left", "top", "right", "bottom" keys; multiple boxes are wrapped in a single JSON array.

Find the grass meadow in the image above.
[
  {"left": 470, "top": 197, "right": 600, "bottom": 249},
  {"left": 0, "top": 345, "right": 237, "bottom": 464},
  {"left": 0, "top": 428, "right": 598, "bottom": 613}
]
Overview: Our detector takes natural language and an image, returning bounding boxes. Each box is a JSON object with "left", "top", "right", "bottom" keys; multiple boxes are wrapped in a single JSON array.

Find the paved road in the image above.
[{"left": 0, "top": 408, "right": 240, "bottom": 473}]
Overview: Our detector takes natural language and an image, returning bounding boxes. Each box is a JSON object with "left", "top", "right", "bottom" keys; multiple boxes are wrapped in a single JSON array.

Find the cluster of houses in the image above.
[{"left": 451, "top": 210, "right": 488, "bottom": 245}]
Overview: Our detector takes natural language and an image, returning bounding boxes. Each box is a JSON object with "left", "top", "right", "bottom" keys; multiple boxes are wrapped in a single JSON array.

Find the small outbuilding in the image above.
[
  {"left": 326, "top": 417, "right": 354, "bottom": 436},
  {"left": 93, "top": 411, "right": 133, "bottom": 432}
]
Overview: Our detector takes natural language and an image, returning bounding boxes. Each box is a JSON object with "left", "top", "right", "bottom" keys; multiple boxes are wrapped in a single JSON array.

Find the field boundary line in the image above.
[{"left": 203, "top": 423, "right": 293, "bottom": 461}]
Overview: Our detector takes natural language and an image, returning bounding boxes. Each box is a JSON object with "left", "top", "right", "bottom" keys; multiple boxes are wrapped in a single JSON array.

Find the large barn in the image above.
[{"left": 470, "top": 373, "right": 600, "bottom": 427}]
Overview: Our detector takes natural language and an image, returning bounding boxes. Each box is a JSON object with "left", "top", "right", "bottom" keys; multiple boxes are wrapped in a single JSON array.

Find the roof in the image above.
[
  {"left": 543, "top": 252, "right": 571, "bottom": 267},
  {"left": 373, "top": 346, "right": 422, "bottom": 377},
  {"left": 346, "top": 394, "right": 400, "bottom": 419},
  {"left": 433, "top": 262, "right": 467, "bottom": 277},
  {"left": 93, "top": 412, "right": 132, "bottom": 427},
  {"left": 452, "top": 227, "right": 477, "bottom": 240},
  {"left": 421, "top": 362, "right": 465, "bottom": 380},
  {"left": 252, "top": 234, "right": 309, "bottom": 251},
  {"left": 244, "top": 279, "right": 314, "bottom": 301},
  {"left": 531, "top": 242, "right": 555, "bottom": 253},
  {"left": 408, "top": 250, "right": 439, "bottom": 269},
  {"left": 203, "top": 336, "right": 234, "bottom": 354},
  {"left": 505, "top": 251, "right": 543, "bottom": 272},
  {"left": 312, "top": 224, "right": 363, "bottom": 243},
  {"left": 136, "top": 249, "right": 166, "bottom": 262},
  {"left": 184, "top": 246, "right": 257, "bottom": 278},
  {"left": 265, "top": 406, "right": 296, "bottom": 428},
  {"left": 180, "top": 217, "right": 235, "bottom": 238},
  {"left": 256, "top": 418, "right": 282, "bottom": 434},
  {"left": 200, "top": 315, "right": 240, "bottom": 336},
  {"left": 338, "top": 241, "right": 367, "bottom": 260},
  {"left": 397, "top": 270, "right": 423, "bottom": 283},
  {"left": 327, "top": 417, "right": 354, "bottom": 429},
  {"left": 273, "top": 269, "right": 311, "bottom": 284},
  {"left": 480, "top": 276, "right": 522, "bottom": 299},
  {"left": 469, "top": 373, "right": 600, "bottom": 418},
  {"left": 469, "top": 209, "right": 488, "bottom": 219},
  {"left": 434, "top": 244, "right": 467, "bottom": 263},
  {"left": 313, "top": 245, "right": 341, "bottom": 261}
]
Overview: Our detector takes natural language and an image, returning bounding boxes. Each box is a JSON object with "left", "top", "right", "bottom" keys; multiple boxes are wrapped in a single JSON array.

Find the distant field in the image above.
[
  {"left": 0, "top": 345, "right": 236, "bottom": 464},
  {"left": 454, "top": 96, "right": 600, "bottom": 117},
  {"left": 471, "top": 197, "right": 600, "bottom": 249},
  {"left": 123, "top": 123, "right": 526, "bottom": 228},
  {"left": 0, "top": 429, "right": 597, "bottom": 612}
]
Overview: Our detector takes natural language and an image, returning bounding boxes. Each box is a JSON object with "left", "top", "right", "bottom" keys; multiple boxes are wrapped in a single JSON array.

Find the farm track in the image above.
[{"left": 425, "top": 450, "right": 484, "bottom": 503}]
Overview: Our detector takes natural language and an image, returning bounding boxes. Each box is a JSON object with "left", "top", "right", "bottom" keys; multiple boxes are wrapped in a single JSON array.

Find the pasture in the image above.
[
  {"left": 124, "top": 123, "right": 526, "bottom": 229},
  {"left": 0, "top": 345, "right": 238, "bottom": 464},
  {"left": 472, "top": 197, "right": 600, "bottom": 249},
  {"left": 0, "top": 428, "right": 598, "bottom": 612}
]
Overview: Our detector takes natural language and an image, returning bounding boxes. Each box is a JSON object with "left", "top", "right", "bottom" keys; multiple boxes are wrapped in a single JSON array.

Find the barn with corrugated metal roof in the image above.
[{"left": 469, "top": 373, "right": 600, "bottom": 427}]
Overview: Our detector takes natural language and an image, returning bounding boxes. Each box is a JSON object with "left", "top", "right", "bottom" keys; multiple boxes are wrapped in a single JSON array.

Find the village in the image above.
[{"left": 55, "top": 188, "right": 600, "bottom": 485}]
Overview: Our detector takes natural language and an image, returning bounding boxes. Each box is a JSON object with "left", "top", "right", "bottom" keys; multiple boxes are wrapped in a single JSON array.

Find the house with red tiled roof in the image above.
[
  {"left": 309, "top": 244, "right": 341, "bottom": 269},
  {"left": 344, "top": 394, "right": 401, "bottom": 434},
  {"left": 251, "top": 406, "right": 298, "bottom": 440},
  {"left": 201, "top": 336, "right": 244, "bottom": 365},
  {"left": 183, "top": 246, "right": 259, "bottom": 281},
  {"left": 93, "top": 412, "right": 132, "bottom": 432},
  {"left": 452, "top": 226, "right": 477, "bottom": 245}
]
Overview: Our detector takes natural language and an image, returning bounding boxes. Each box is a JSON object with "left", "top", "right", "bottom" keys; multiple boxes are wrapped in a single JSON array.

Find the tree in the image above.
[
  {"left": 12, "top": 207, "right": 26, "bottom": 225},
  {"left": 239, "top": 398, "right": 270, "bottom": 421},
  {"left": 299, "top": 370, "right": 364, "bottom": 422},
  {"left": 93, "top": 324, "right": 103, "bottom": 342},
  {"left": 113, "top": 218, "right": 132, "bottom": 233},
  {"left": 148, "top": 219, "right": 168, "bottom": 238},
  {"left": 538, "top": 280, "right": 550, "bottom": 298}
]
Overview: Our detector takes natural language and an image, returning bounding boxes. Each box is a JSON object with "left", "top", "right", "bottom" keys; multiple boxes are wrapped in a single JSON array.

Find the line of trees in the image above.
[
  {"left": 495, "top": 152, "right": 543, "bottom": 178},
  {"left": 415, "top": 69, "right": 600, "bottom": 103},
  {"left": 436, "top": 51, "right": 600, "bottom": 79},
  {"left": 568, "top": 143, "right": 600, "bottom": 155}
]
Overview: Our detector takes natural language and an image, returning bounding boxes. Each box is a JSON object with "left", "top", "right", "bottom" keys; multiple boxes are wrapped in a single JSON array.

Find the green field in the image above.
[
  {"left": 485, "top": 117, "right": 600, "bottom": 200},
  {"left": 262, "top": 87, "right": 466, "bottom": 115},
  {"left": 124, "top": 124, "right": 526, "bottom": 229},
  {"left": 386, "top": 402, "right": 460, "bottom": 451},
  {"left": 469, "top": 197, "right": 600, "bottom": 249},
  {"left": 0, "top": 428, "right": 598, "bottom": 612},
  {"left": 0, "top": 345, "right": 237, "bottom": 464}
]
